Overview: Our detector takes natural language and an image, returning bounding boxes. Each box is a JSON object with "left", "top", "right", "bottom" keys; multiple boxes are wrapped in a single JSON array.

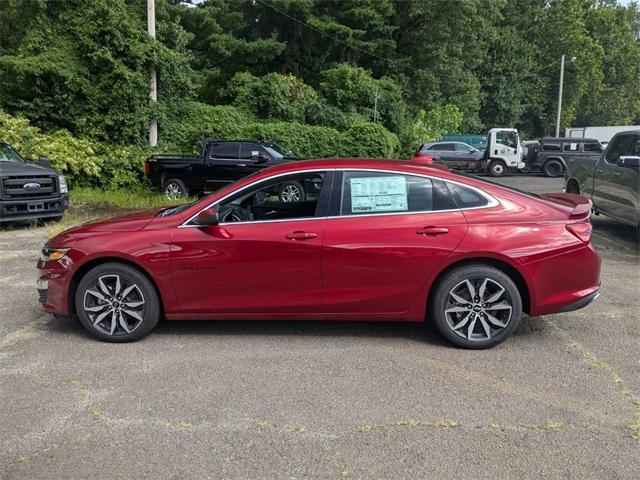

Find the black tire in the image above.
[
  {"left": 75, "top": 262, "right": 160, "bottom": 343},
  {"left": 163, "top": 178, "right": 189, "bottom": 200},
  {"left": 542, "top": 159, "right": 564, "bottom": 178},
  {"left": 428, "top": 264, "right": 523, "bottom": 349},
  {"left": 279, "top": 181, "right": 306, "bottom": 203},
  {"left": 565, "top": 179, "right": 580, "bottom": 194},
  {"left": 489, "top": 160, "right": 507, "bottom": 177}
]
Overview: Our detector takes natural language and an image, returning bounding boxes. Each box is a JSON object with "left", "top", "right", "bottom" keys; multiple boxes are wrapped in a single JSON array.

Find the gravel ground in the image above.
[{"left": 1, "top": 175, "right": 638, "bottom": 479}]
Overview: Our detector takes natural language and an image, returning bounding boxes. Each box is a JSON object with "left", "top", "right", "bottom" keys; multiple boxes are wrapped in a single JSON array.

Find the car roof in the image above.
[
  {"left": 252, "top": 157, "right": 466, "bottom": 181},
  {"left": 540, "top": 137, "right": 600, "bottom": 143}
]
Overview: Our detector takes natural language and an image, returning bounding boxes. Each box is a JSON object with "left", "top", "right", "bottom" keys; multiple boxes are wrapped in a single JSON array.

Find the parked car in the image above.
[
  {"left": 146, "top": 139, "right": 304, "bottom": 200},
  {"left": 39, "top": 158, "right": 600, "bottom": 349},
  {"left": 0, "top": 141, "right": 68, "bottom": 223},
  {"left": 565, "top": 130, "right": 639, "bottom": 229},
  {"left": 414, "top": 141, "right": 485, "bottom": 172},
  {"left": 527, "top": 137, "right": 603, "bottom": 177}
]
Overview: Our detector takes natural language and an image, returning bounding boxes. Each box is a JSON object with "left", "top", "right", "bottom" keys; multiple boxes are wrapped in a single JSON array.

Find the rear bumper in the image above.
[
  {"left": 556, "top": 289, "right": 600, "bottom": 313},
  {"left": 528, "top": 243, "right": 601, "bottom": 316}
]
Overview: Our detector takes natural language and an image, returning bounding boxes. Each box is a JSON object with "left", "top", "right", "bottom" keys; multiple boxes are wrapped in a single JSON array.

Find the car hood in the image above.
[
  {"left": 49, "top": 208, "right": 163, "bottom": 246},
  {"left": 0, "top": 160, "right": 58, "bottom": 175}
]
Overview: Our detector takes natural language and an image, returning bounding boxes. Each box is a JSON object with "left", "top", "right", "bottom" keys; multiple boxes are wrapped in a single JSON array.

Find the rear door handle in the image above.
[
  {"left": 285, "top": 231, "right": 318, "bottom": 240},
  {"left": 416, "top": 226, "right": 449, "bottom": 235}
]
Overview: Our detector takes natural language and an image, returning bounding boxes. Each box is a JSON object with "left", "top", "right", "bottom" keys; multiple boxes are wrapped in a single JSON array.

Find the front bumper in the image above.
[
  {"left": 0, "top": 195, "right": 68, "bottom": 222},
  {"left": 37, "top": 258, "right": 74, "bottom": 315}
]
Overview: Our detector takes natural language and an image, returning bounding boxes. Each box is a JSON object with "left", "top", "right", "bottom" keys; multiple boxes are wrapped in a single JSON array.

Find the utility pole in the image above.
[
  {"left": 373, "top": 90, "right": 379, "bottom": 124},
  {"left": 147, "top": 0, "right": 158, "bottom": 147},
  {"left": 555, "top": 54, "right": 565, "bottom": 138}
]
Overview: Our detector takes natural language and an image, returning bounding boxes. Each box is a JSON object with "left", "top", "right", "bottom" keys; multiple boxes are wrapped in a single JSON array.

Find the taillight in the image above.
[
  {"left": 566, "top": 222, "right": 592, "bottom": 243},
  {"left": 144, "top": 159, "right": 151, "bottom": 174}
]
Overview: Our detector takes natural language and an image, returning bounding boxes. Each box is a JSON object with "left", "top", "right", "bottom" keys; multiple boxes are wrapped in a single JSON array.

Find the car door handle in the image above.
[
  {"left": 416, "top": 226, "right": 449, "bottom": 235},
  {"left": 285, "top": 231, "right": 318, "bottom": 240}
]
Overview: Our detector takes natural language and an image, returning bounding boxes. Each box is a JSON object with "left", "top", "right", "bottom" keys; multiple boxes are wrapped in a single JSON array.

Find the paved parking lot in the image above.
[{"left": 1, "top": 175, "right": 638, "bottom": 479}]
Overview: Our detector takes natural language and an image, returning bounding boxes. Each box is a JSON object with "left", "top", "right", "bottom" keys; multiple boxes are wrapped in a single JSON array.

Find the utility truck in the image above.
[{"left": 484, "top": 128, "right": 525, "bottom": 176}]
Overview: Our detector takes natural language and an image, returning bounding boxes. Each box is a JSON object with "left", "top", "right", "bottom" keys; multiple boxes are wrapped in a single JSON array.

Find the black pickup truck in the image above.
[
  {"left": 146, "top": 139, "right": 306, "bottom": 200},
  {"left": 0, "top": 142, "right": 68, "bottom": 223}
]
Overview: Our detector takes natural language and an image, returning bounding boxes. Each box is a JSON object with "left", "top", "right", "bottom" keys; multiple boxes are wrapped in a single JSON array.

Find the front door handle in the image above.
[
  {"left": 416, "top": 226, "right": 449, "bottom": 236},
  {"left": 285, "top": 231, "right": 318, "bottom": 240}
]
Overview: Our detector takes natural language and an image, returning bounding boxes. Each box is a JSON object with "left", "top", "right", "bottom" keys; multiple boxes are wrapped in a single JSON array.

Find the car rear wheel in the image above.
[
  {"left": 489, "top": 160, "right": 506, "bottom": 177},
  {"left": 543, "top": 159, "right": 564, "bottom": 178},
  {"left": 279, "top": 181, "right": 306, "bottom": 203},
  {"left": 75, "top": 262, "right": 160, "bottom": 342},
  {"left": 163, "top": 178, "right": 189, "bottom": 200},
  {"left": 429, "top": 265, "right": 522, "bottom": 349}
]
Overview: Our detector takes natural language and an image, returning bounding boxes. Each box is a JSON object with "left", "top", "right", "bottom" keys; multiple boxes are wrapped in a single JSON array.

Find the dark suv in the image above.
[
  {"left": 146, "top": 139, "right": 306, "bottom": 200},
  {"left": 526, "top": 137, "right": 603, "bottom": 177}
]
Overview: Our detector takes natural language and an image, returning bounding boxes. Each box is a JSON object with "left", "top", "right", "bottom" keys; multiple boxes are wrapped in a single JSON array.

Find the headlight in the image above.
[
  {"left": 40, "top": 247, "right": 70, "bottom": 262},
  {"left": 58, "top": 175, "right": 68, "bottom": 193}
]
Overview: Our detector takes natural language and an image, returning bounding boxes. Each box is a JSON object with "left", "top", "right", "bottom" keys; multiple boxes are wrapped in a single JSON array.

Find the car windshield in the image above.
[
  {"left": 0, "top": 143, "right": 26, "bottom": 163},
  {"left": 264, "top": 142, "right": 293, "bottom": 156},
  {"left": 157, "top": 201, "right": 197, "bottom": 217}
]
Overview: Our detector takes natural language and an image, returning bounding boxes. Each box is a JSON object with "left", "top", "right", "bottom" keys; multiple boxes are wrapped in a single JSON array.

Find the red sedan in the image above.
[{"left": 37, "top": 158, "right": 600, "bottom": 348}]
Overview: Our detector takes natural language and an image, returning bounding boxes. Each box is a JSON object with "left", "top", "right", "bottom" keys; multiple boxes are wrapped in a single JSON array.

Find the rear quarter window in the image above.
[{"left": 445, "top": 182, "right": 490, "bottom": 209}]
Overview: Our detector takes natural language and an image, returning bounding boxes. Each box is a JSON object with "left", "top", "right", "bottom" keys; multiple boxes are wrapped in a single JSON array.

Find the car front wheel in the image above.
[
  {"left": 543, "top": 159, "right": 564, "bottom": 178},
  {"left": 75, "top": 262, "right": 160, "bottom": 342},
  {"left": 429, "top": 265, "right": 523, "bottom": 349}
]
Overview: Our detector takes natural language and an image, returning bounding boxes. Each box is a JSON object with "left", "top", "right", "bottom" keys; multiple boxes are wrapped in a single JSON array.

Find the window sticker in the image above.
[{"left": 349, "top": 175, "right": 408, "bottom": 213}]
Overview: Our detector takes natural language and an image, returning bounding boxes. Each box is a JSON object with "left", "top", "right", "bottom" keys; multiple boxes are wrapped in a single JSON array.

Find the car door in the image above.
[
  {"left": 204, "top": 142, "right": 253, "bottom": 190},
  {"left": 321, "top": 170, "right": 468, "bottom": 317},
  {"left": 430, "top": 143, "right": 456, "bottom": 166},
  {"left": 593, "top": 133, "right": 639, "bottom": 224},
  {"left": 170, "top": 170, "right": 332, "bottom": 316}
]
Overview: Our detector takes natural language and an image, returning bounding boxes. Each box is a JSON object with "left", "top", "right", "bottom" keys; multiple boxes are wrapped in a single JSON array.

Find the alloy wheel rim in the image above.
[
  {"left": 83, "top": 274, "right": 146, "bottom": 336},
  {"left": 165, "top": 183, "right": 183, "bottom": 200},
  {"left": 281, "top": 184, "right": 301, "bottom": 202},
  {"left": 444, "top": 277, "right": 512, "bottom": 341}
]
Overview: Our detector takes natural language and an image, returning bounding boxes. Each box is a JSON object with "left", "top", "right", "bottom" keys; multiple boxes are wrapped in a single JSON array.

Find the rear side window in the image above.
[
  {"left": 339, "top": 171, "right": 456, "bottom": 216},
  {"left": 563, "top": 142, "right": 579, "bottom": 152},
  {"left": 446, "top": 182, "right": 490, "bottom": 209}
]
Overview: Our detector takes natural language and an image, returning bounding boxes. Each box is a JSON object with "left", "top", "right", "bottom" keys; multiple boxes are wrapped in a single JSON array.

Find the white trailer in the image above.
[{"left": 565, "top": 125, "right": 638, "bottom": 147}]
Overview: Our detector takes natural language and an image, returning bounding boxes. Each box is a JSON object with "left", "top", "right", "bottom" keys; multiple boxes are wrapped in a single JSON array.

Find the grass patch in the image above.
[{"left": 69, "top": 186, "right": 189, "bottom": 210}]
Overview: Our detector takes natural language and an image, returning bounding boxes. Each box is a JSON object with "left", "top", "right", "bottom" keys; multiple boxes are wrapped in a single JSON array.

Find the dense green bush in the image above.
[{"left": 342, "top": 122, "right": 400, "bottom": 159}]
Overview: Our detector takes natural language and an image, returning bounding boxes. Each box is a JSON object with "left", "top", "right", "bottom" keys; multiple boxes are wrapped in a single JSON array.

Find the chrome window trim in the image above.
[{"left": 179, "top": 167, "right": 499, "bottom": 228}]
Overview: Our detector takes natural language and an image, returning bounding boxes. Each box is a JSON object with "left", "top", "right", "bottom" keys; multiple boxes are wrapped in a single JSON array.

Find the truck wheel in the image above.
[
  {"left": 279, "top": 181, "right": 306, "bottom": 203},
  {"left": 163, "top": 179, "right": 189, "bottom": 200},
  {"left": 565, "top": 179, "right": 580, "bottom": 194},
  {"left": 543, "top": 160, "right": 564, "bottom": 178},
  {"left": 489, "top": 160, "right": 506, "bottom": 177}
]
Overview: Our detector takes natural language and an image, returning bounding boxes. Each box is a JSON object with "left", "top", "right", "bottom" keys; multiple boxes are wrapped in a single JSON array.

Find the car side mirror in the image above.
[
  {"left": 38, "top": 156, "right": 51, "bottom": 168},
  {"left": 193, "top": 207, "right": 219, "bottom": 226},
  {"left": 619, "top": 156, "right": 640, "bottom": 169}
]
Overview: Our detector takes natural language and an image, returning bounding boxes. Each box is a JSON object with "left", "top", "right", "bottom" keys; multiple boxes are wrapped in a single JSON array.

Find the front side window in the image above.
[
  {"left": 583, "top": 142, "right": 602, "bottom": 153},
  {"left": 496, "top": 131, "right": 517, "bottom": 148},
  {"left": 215, "top": 171, "right": 327, "bottom": 223},
  {"left": 339, "top": 171, "right": 456, "bottom": 216},
  {"left": 209, "top": 142, "right": 239, "bottom": 159},
  {"left": 455, "top": 143, "right": 473, "bottom": 152},
  {"left": 606, "top": 135, "right": 635, "bottom": 164},
  {"left": 542, "top": 142, "right": 561, "bottom": 152}
]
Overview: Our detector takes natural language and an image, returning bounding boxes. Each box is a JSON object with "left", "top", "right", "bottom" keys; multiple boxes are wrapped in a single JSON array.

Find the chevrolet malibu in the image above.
[{"left": 37, "top": 159, "right": 601, "bottom": 348}]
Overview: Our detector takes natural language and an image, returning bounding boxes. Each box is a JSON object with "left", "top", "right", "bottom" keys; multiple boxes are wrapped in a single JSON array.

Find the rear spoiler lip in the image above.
[{"left": 539, "top": 192, "right": 592, "bottom": 219}]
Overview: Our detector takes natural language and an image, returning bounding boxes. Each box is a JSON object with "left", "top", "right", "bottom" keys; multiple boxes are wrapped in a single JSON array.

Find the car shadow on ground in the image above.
[
  {"left": 45, "top": 313, "right": 545, "bottom": 348},
  {"left": 591, "top": 215, "right": 639, "bottom": 254}
]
